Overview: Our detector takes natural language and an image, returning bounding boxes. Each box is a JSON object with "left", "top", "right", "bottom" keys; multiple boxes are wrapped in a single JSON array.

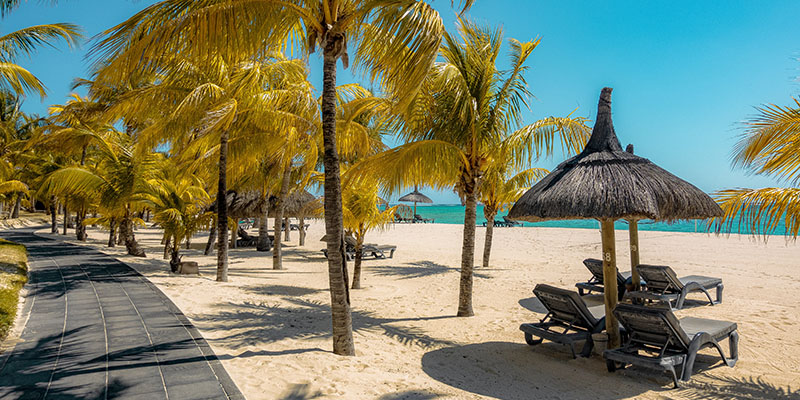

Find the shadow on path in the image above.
[{"left": 194, "top": 297, "right": 455, "bottom": 350}]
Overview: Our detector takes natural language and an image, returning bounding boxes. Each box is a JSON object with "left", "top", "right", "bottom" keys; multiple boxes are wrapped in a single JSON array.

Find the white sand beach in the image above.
[{"left": 34, "top": 221, "right": 800, "bottom": 399}]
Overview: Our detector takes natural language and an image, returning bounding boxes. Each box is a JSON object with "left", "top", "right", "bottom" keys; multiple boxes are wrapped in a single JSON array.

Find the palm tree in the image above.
[
  {"left": 479, "top": 164, "right": 548, "bottom": 268},
  {"left": 714, "top": 97, "right": 800, "bottom": 238},
  {"left": 341, "top": 171, "right": 396, "bottom": 289},
  {"left": 360, "top": 20, "right": 590, "bottom": 317},
  {"left": 0, "top": 90, "right": 36, "bottom": 216},
  {"left": 0, "top": 9, "right": 80, "bottom": 97},
  {"left": 141, "top": 170, "right": 213, "bottom": 272},
  {"left": 100, "top": 53, "right": 313, "bottom": 281},
  {"left": 39, "top": 94, "right": 109, "bottom": 240},
  {"left": 38, "top": 129, "right": 159, "bottom": 256},
  {"left": 93, "top": 0, "right": 474, "bottom": 356}
]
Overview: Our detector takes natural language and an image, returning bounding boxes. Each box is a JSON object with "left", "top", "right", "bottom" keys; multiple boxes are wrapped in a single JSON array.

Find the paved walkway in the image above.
[{"left": 0, "top": 229, "right": 244, "bottom": 400}]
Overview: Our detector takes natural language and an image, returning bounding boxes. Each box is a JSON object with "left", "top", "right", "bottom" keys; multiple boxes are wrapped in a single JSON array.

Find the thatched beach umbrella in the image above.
[
  {"left": 398, "top": 187, "right": 433, "bottom": 216},
  {"left": 508, "top": 87, "right": 722, "bottom": 348}
]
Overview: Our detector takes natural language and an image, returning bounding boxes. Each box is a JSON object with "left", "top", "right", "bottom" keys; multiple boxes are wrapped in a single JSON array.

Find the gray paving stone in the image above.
[{"left": 0, "top": 229, "right": 244, "bottom": 400}]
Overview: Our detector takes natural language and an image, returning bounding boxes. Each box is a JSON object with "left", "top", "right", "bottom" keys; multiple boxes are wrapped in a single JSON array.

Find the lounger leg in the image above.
[
  {"left": 726, "top": 331, "right": 739, "bottom": 367},
  {"left": 524, "top": 332, "right": 543, "bottom": 346},
  {"left": 676, "top": 291, "right": 687, "bottom": 310},
  {"left": 568, "top": 342, "right": 578, "bottom": 359},
  {"left": 388, "top": 249, "right": 395, "bottom": 258},
  {"left": 669, "top": 366, "right": 680, "bottom": 389},
  {"left": 579, "top": 338, "right": 594, "bottom": 358},
  {"left": 682, "top": 334, "right": 718, "bottom": 382},
  {"left": 715, "top": 283, "right": 724, "bottom": 305}
]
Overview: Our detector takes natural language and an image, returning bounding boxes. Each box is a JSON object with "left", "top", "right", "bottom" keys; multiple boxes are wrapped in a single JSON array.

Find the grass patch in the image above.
[{"left": 0, "top": 238, "right": 27, "bottom": 341}]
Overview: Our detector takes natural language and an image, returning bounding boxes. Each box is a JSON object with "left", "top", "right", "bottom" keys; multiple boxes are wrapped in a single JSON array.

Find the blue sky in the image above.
[{"left": 5, "top": 0, "right": 800, "bottom": 204}]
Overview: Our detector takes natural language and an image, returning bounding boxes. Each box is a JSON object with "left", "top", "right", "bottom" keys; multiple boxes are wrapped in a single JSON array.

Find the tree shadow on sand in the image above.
[
  {"left": 193, "top": 297, "right": 456, "bottom": 350},
  {"left": 678, "top": 375, "right": 800, "bottom": 399},
  {"left": 368, "top": 261, "right": 492, "bottom": 280},
  {"left": 421, "top": 341, "right": 792, "bottom": 400}
]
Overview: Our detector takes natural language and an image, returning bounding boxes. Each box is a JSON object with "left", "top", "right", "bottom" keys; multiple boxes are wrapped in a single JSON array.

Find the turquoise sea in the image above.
[{"left": 395, "top": 204, "right": 788, "bottom": 236}]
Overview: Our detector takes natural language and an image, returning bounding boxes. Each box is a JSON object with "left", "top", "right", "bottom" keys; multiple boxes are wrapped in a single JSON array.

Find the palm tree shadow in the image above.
[
  {"left": 377, "top": 390, "right": 441, "bottom": 399},
  {"left": 368, "top": 261, "right": 492, "bottom": 280},
  {"left": 421, "top": 341, "right": 650, "bottom": 399},
  {"left": 193, "top": 297, "right": 456, "bottom": 350},
  {"left": 678, "top": 374, "right": 800, "bottom": 399},
  {"left": 277, "top": 383, "right": 323, "bottom": 400}
]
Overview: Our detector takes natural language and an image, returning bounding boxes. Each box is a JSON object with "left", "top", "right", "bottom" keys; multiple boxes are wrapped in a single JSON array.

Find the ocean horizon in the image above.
[{"left": 392, "top": 204, "right": 788, "bottom": 236}]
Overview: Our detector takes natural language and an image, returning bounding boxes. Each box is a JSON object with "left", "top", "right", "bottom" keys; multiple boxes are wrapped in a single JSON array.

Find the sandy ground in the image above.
[{"left": 26, "top": 219, "right": 800, "bottom": 399}]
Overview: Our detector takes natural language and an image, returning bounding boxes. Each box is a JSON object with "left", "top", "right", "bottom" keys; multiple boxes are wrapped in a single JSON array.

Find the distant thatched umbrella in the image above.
[
  {"left": 208, "top": 190, "right": 265, "bottom": 218},
  {"left": 399, "top": 187, "right": 433, "bottom": 215},
  {"left": 209, "top": 190, "right": 317, "bottom": 218},
  {"left": 270, "top": 190, "right": 316, "bottom": 217},
  {"left": 508, "top": 87, "right": 722, "bottom": 348}
]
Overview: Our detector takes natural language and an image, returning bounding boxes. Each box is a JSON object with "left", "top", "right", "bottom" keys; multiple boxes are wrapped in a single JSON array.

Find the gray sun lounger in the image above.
[
  {"left": 363, "top": 243, "right": 396, "bottom": 259},
  {"left": 575, "top": 258, "right": 631, "bottom": 300},
  {"left": 604, "top": 303, "right": 738, "bottom": 388},
  {"left": 519, "top": 284, "right": 607, "bottom": 358},
  {"left": 628, "top": 265, "right": 723, "bottom": 310},
  {"left": 323, "top": 237, "right": 396, "bottom": 261}
]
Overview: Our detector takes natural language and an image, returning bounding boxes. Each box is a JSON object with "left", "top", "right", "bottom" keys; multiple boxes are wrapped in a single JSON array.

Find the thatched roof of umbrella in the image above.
[
  {"left": 508, "top": 87, "right": 722, "bottom": 223},
  {"left": 507, "top": 87, "right": 722, "bottom": 350},
  {"left": 398, "top": 189, "right": 433, "bottom": 204},
  {"left": 276, "top": 190, "right": 317, "bottom": 216},
  {"left": 209, "top": 190, "right": 318, "bottom": 218}
]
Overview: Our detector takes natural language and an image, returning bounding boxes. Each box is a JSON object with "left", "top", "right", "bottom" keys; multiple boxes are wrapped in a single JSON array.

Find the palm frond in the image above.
[
  {"left": 713, "top": 187, "right": 800, "bottom": 239},
  {"left": 0, "top": 23, "right": 82, "bottom": 61}
]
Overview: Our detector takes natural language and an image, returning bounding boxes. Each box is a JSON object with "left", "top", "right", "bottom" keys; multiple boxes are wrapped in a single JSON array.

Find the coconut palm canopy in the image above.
[
  {"left": 398, "top": 189, "right": 433, "bottom": 204},
  {"left": 209, "top": 190, "right": 316, "bottom": 218},
  {"left": 508, "top": 87, "right": 722, "bottom": 223}
]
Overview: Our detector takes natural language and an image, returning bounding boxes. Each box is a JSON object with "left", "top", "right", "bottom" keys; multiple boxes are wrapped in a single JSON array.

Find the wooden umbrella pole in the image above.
[
  {"left": 414, "top": 202, "right": 417, "bottom": 216},
  {"left": 600, "top": 218, "right": 621, "bottom": 349},
  {"left": 628, "top": 219, "right": 641, "bottom": 290}
]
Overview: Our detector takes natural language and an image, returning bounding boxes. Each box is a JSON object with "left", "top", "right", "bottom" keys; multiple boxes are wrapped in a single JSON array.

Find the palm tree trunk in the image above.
[
  {"left": 457, "top": 184, "right": 478, "bottom": 317},
  {"left": 169, "top": 236, "right": 181, "bottom": 273},
  {"left": 351, "top": 231, "right": 364, "bottom": 289},
  {"left": 272, "top": 165, "right": 292, "bottom": 270},
  {"left": 482, "top": 208, "right": 497, "bottom": 268},
  {"left": 49, "top": 198, "right": 57, "bottom": 233},
  {"left": 163, "top": 235, "right": 171, "bottom": 259},
  {"left": 216, "top": 129, "right": 230, "bottom": 282},
  {"left": 75, "top": 208, "right": 86, "bottom": 241},
  {"left": 121, "top": 209, "right": 146, "bottom": 257},
  {"left": 231, "top": 220, "right": 238, "bottom": 249},
  {"left": 204, "top": 222, "right": 217, "bottom": 256},
  {"left": 321, "top": 47, "right": 354, "bottom": 356},
  {"left": 62, "top": 203, "right": 68, "bottom": 235},
  {"left": 298, "top": 217, "right": 306, "bottom": 246},
  {"left": 257, "top": 197, "right": 271, "bottom": 251},
  {"left": 11, "top": 195, "right": 21, "bottom": 218},
  {"left": 283, "top": 217, "right": 290, "bottom": 241},
  {"left": 108, "top": 218, "right": 116, "bottom": 247}
]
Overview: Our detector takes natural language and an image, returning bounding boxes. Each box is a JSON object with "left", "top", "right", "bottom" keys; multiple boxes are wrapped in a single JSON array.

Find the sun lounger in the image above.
[
  {"left": 628, "top": 265, "right": 723, "bottom": 310},
  {"left": 575, "top": 258, "right": 631, "bottom": 300},
  {"left": 363, "top": 243, "right": 396, "bottom": 259},
  {"left": 413, "top": 214, "right": 434, "bottom": 223},
  {"left": 519, "top": 284, "right": 607, "bottom": 358},
  {"left": 604, "top": 303, "right": 738, "bottom": 388},
  {"left": 503, "top": 216, "right": 522, "bottom": 227},
  {"left": 289, "top": 223, "right": 310, "bottom": 231},
  {"left": 322, "top": 236, "right": 396, "bottom": 261}
]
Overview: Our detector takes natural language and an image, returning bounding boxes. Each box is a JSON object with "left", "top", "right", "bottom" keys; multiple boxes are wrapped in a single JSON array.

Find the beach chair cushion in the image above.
[
  {"left": 605, "top": 303, "right": 738, "bottom": 387},
  {"left": 678, "top": 275, "right": 722, "bottom": 289}
]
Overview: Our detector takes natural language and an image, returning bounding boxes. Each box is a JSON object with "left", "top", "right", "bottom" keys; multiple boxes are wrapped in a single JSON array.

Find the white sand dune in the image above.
[{"left": 36, "top": 221, "right": 800, "bottom": 399}]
